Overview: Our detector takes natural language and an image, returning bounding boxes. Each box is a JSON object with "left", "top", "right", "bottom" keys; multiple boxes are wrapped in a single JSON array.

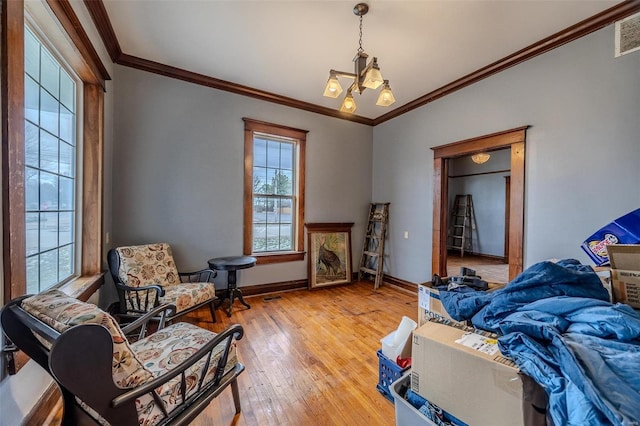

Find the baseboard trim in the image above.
[
  {"left": 215, "top": 275, "right": 419, "bottom": 299},
  {"left": 382, "top": 274, "right": 418, "bottom": 294},
  {"left": 217, "top": 279, "right": 308, "bottom": 299},
  {"left": 447, "top": 250, "right": 507, "bottom": 263},
  {"left": 24, "top": 383, "right": 60, "bottom": 426}
]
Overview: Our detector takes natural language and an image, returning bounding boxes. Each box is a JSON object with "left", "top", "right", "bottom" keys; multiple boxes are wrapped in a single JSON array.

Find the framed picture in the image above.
[{"left": 305, "top": 222, "right": 354, "bottom": 289}]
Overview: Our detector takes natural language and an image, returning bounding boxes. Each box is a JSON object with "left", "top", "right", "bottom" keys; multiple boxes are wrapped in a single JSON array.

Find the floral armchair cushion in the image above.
[
  {"left": 157, "top": 282, "right": 216, "bottom": 314},
  {"left": 115, "top": 243, "right": 181, "bottom": 288},
  {"left": 22, "top": 290, "right": 153, "bottom": 388},
  {"left": 115, "top": 243, "right": 216, "bottom": 315},
  {"left": 131, "top": 322, "right": 238, "bottom": 425},
  {"left": 21, "top": 290, "right": 239, "bottom": 426}
]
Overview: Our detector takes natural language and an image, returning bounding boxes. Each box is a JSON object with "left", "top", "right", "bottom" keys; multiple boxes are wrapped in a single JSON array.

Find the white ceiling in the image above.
[{"left": 102, "top": 0, "right": 619, "bottom": 120}]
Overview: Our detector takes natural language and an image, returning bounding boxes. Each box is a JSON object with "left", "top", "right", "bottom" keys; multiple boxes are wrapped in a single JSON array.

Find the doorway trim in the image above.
[{"left": 431, "top": 126, "right": 528, "bottom": 281}]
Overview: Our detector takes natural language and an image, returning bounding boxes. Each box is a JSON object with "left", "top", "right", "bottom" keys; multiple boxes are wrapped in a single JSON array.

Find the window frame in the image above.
[
  {"left": 24, "top": 24, "right": 81, "bottom": 292},
  {"left": 243, "top": 118, "right": 307, "bottom": 265},
  {"left": 2, "top": 0, "right": 108, "bottom": 304}
]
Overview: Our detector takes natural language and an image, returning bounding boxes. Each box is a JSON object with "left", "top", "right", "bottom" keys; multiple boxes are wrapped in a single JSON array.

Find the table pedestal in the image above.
[
  {"left": 226, "top": 269, "right": 251, "bottom": 316},
  {"left": 208, "top": 256, "right": 257, "bottom": 317}
]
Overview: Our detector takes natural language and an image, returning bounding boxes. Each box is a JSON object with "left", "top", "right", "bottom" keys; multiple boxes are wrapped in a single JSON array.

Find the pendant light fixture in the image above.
[
  {"left": 471, "top": 153, "right": 491, "bottom": 164},
  {"left": 323, "top": 3, "right": 395, "bottom": 113}
]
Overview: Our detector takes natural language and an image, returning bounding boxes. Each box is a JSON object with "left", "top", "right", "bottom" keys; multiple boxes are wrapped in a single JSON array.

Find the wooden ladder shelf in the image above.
[
  {"left": 358, "top": 203, "right": 390, "bottom": 289},
  {"left": 447, "top": 194, "right": 476, "bottom": 257}
]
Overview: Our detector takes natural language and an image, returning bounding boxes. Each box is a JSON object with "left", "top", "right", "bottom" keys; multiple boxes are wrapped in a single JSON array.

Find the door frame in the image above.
[{"left": 431, "top": 126, "right": 528, "bottom": 281}]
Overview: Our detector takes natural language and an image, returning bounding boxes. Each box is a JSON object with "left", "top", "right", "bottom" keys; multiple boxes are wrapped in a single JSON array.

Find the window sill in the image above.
[
  {"left": 55, "top": 273, "right": 105, "bottom": 301},
  {"left": 253, "top": 251, "right": 306, "bottom": 265}
]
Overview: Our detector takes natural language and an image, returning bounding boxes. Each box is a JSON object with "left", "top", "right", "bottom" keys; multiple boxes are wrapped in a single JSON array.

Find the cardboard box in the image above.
[
  {"left": 606, "top": 244, "right": 640, "bottom": 309},
  {"left": 411, "top": 320, "right": 524, "bottom": 426},
  {"left": 581, "top": 208, "right": 640, "bottom": 266},
  {"left": 417, "top": 279, "right": 505, "bottom": 326}
]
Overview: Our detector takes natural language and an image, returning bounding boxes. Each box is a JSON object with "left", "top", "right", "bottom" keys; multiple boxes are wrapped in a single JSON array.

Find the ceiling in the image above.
[{"left": 100, "top": 0, "right": 621, "bottom": 121}]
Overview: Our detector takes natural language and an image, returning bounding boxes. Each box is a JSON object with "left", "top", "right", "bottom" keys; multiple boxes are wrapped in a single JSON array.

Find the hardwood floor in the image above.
[
  {"left": 40, "top": 281, "right": 415, "bottom": 425},
  {"left": 184, "top": 281, "right": 416, "bottom": 425},
  {"left": 447, "top": 254, "right": 509, "bottom": 283}
]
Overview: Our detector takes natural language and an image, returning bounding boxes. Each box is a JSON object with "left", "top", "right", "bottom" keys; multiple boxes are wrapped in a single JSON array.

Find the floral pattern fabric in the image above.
[
  {"left": 131, "top": 322, "right": 238, "bottom": 426},
  {"left": 161, "top": 282, "right": 215, "bottom": 313},
  {"left": 23, "top": 290, "right": 238, "bottom": 426},
  {"left": 116, "top": 243, "right": 216, "bottom": 315},
  {"left": 115, "top": 243, "right": 181, "bottom": 288},
  {"left": 22, "top": 290, "right": 153, "bottom": 388}
]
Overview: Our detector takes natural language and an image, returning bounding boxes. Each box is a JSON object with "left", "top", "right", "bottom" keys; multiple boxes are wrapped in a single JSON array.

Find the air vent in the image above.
[{"left": 615, "top": 12, "right": 640, "bottom": 57}]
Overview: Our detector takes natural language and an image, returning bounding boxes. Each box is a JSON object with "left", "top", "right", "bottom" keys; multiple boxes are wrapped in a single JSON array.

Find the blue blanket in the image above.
[{"left": 439, "top": 259, "right": 640, "bottom": 426}]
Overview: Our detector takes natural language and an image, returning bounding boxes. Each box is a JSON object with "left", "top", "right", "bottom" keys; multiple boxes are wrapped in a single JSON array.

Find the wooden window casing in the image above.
[
  {"left": 431, "top": 126, "right": 527, "bottom": 282},
  {"left": 243, "top": 118, "right": 307, "bottom": 265},
  {"left": 2, "top": 0, "right": 108, "bottom": 304}
]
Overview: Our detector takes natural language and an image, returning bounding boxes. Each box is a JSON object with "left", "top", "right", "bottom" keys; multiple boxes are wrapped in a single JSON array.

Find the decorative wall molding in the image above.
[{"left": 83, "top": 0, "right": 639, "bottom": 126}]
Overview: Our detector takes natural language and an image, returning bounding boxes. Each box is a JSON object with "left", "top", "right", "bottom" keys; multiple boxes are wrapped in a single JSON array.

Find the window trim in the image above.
[
  {"left": 243, "top": 118, "right": 307, "bottom": 264},
  {"left": 2, "top": 0, "right": 108, "bottom": 303},
  {"left": 24, "top": 23, "right": 81, "bottom": 291}
]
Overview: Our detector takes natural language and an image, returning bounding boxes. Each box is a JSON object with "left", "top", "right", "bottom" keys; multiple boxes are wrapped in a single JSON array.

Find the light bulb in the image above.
[
  {"left": 340, "top": 93, "right": 357, "bottom": 113},
  {"left": 323, "top": 74, "right": 343, "bottom": 98}
]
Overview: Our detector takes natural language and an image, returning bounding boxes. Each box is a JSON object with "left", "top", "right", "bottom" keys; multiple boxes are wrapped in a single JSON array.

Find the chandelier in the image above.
[
  {"left": 323, "top": 3, "right": 395, "bottom": 113},
  {"left": 471, "top": 153, "right": 491, "bottom": 164}
]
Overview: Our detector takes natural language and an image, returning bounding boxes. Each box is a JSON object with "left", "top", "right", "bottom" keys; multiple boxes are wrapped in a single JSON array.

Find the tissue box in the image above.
[{"left": 381, "top": 330, "right": 412, "bottom": 361}]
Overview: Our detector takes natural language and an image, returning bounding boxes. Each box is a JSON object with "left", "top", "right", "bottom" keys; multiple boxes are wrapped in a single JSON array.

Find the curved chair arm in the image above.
[
  {"left": 120, "top": 304, "right": 177, "bottom": 337},
  {"left": 114, "top": 282, "right": 165, "bottom": 315},
  {"left": 112, "top": 323, "right": 244, "bottom": 408},
  {"left": 114, "top": 282, "right": 166, "bottom": 297},
  {"left": 179, "top": 268, "right": 217, "bottom": 283}
]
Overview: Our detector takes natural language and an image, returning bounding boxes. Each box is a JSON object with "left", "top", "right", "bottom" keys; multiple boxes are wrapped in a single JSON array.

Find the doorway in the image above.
[
  {"left": 431, "top": 126, "right": 528, "bottom": 282},
  {"left": 446, "top": 149, "right": 511, "bottom": 282}
]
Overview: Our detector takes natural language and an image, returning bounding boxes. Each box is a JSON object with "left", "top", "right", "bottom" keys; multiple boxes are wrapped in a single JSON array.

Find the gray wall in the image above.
[
  {"left": 448, "top": 149, "right": 511, "bottom": 257},
  {"left": 372, "top": 25, "right": 640, "bottom": 285},
  {"left": 112, "top": 65, "right": 373, "bottom": 289}
]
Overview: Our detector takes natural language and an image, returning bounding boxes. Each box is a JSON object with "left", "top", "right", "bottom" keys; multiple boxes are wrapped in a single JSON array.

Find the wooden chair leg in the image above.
[
  {"left": 231, "top": 378, "right": 241, "bottom": 414},
  {"left": 209, "top": 300, "right": 217, "bottom": 323}
]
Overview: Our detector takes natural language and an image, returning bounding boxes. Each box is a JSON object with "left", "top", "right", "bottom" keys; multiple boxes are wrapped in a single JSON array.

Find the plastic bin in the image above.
[
  {"left": 376, "top": 350, "right": 409, "bottom": 402},
  {"left": 389, "top": 373, "right": 436, "bottom": 426}
]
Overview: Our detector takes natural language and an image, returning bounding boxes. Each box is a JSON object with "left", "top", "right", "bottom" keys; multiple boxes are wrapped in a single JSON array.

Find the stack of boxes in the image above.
[
  {"left": 384, "top": 277, "right": 547, "bottom": 426},
  {"left": 385, "top": 209, "right": 640, "bottom": 425},
  {"left": 399, "top": 279, "right": 537, "bottom": 426}
]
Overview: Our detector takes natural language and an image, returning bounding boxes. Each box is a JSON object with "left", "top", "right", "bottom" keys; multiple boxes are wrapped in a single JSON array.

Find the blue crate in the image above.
[{"left": 376, "top": 349, "right": 409, "bottom": 402}]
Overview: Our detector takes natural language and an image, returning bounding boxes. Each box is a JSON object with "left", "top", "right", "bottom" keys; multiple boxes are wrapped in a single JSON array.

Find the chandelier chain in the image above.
[{"left": 358, "top": 15, "right": 364, "bottom": 52}]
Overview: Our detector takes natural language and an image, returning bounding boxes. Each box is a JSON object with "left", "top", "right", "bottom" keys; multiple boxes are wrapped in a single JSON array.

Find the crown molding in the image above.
[
  {"left": 117, "top": 53, "right": 375, "bottom": 126},
  {"left": 83, "top": 0, "right": 121, "bottom": 63},
  {"left": 373, "top": 0, "right": 640, "bottom": 125},
  {"left": 84, "top": 0, "right": 639, "bottom": 127}
]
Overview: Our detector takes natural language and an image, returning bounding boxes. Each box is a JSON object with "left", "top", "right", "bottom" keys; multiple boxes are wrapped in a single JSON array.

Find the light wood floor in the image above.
[
  {"left": 447, "top": 254, "right": 509, "bottom": 283},
  {"left": 43, "top": 282, "right": 415, "bottom": 425},
  {"left": 183, "top": 281, "right": 416, "bottom": 425}
]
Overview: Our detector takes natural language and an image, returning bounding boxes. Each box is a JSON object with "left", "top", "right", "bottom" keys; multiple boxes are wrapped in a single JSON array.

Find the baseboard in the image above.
[
  {"left": 448, "top": 250, "right": 507, "bottom": 263},
  {"left": 24, "top": 382, "right": 60, "bottom": 425},
  {"left": 215, "top": 274, "right": 418, "bottom": 299},
  {"left": 218, "top": 279, "right": 308, "bottom": 299},
  {"left": 382, "top": 274, "right": 418, "bottom": 294}
]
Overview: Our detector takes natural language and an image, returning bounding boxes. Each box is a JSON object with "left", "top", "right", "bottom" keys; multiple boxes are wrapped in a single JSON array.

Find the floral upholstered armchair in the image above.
[
  {"left": 0, "top": 290, "right": 245, "bottom": 426},
  {"left": 108, "top": 243, "right": 218, "bottom": 323}
]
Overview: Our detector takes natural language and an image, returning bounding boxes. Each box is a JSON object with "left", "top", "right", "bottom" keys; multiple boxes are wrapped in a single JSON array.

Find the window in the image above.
[
  {"left": 243, "top": 119, "right": 306, "bottom": 264},
  {"left": 24, "top": 27, "right": 78, "bottom": 293},
  {"left": 2, "top": 1, "right": 108, "bottom": 305}
]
